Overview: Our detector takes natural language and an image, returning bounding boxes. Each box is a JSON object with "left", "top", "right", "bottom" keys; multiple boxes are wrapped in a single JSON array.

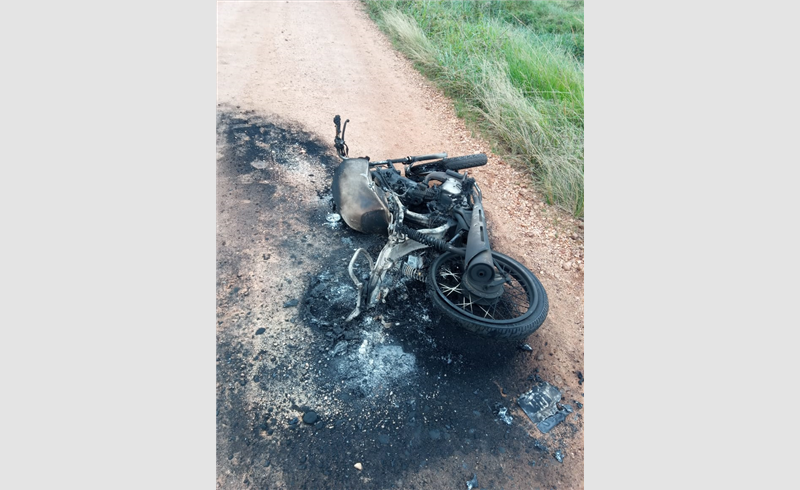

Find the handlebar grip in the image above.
[
  {"left": 410, "top": 153, "right": 448, "bottom": 162},
  {"left": 441, "top": 154, "right": 487, "bottom": 171}
]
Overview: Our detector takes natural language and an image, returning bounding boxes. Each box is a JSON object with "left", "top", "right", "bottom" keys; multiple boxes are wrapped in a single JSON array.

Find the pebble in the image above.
[
  {"left": 288, "top": 417, "right": 299, "bottom": 426},
  {"left": 554, "top": 450, "right": 564, "bottom": 463},
  {"left": 255, "top": 327, "right": 266, "bottom": 335},
  {"left": 518, "top": 343, "right": 533, "bottom": 352},
  {"left": 563, "top": 261, "right": 572, "bottom": 271},
  {"left": 284, "top": 299, "right": 299, "bottom": 308},
  {"left": 536, "top": 354, "right": 544, "bottom": 361},
  {"left": 354, "top": 462, "right": 363, "bottom": 471},
  {"left": 302, "top": 411, "right": 318, "bottom": 424}
]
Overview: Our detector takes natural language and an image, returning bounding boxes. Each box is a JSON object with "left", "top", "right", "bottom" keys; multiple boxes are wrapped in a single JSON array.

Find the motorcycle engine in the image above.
[{"left": 439, "top": 178, "right": 462, "bottom": 196}]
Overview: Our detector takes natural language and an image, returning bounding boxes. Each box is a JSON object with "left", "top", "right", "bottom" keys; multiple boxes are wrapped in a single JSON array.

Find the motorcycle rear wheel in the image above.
[{"left": 427, "top": 251, "right": 548, "bottom": 341}]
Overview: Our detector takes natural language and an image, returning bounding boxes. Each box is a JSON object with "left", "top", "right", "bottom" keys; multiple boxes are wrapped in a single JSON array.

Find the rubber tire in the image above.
[
  {"left": 441, "top": 154, "right": 487, "bottom": 171},
  {"left": 427, "top": 251, "right": 548, "bottom": 341}
]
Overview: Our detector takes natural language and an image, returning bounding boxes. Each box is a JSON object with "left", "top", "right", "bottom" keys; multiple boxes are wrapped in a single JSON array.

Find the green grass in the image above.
[{"left": 364, "top": 0, "right": 584, "bottom": 217}]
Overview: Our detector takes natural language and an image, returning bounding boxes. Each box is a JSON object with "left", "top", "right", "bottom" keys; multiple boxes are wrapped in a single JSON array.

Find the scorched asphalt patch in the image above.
[{"left": 217, "top": 107, "right": 581, "bottom": 489}]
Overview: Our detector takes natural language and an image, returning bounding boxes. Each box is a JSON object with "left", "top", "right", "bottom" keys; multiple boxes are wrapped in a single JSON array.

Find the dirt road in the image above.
[{"left": 217, "top": 2, "right": 584, "bottom": 488}]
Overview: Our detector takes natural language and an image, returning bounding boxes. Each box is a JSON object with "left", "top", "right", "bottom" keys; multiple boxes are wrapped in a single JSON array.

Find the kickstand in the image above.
[{"left": 345, "top": 248, "right": 374, "bottom": 322}]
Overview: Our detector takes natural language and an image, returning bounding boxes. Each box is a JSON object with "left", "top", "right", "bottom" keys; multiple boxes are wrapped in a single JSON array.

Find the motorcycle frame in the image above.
[
  {"left": 345, "top": 191, "right": 451, "bottom": 321},
  {"left": 332, "top": 115, "right": 506, "bottom": 322}
]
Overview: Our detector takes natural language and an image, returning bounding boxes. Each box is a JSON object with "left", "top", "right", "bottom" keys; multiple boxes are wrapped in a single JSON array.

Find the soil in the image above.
[{"left": 217, "top": 2, "right": 584, "bottom": 489}]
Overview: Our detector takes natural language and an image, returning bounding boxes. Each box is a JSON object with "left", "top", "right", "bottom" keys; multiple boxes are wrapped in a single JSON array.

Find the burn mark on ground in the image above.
[{"left": 217, "top": 107, "right": 581, "bottom": 489}]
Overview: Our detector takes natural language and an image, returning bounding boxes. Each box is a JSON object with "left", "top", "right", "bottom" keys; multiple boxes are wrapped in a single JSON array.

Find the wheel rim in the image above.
[{"left": 431, "top": 253, "right": 538, "bottom": 324}]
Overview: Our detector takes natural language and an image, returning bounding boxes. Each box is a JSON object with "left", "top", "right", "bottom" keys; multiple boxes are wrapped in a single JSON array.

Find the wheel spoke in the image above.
[
  {"left": 434, "top": 254, "right": 535, "bottom": 322},
  {"left": 439, "top": 266, "right": 460, "bottom": 281},
  {"left": 440, "top": 282, "right": 462, "bottom": 296},
  {"left": 456, "top": 294, "right": 474, "bottom": 314},
  {"left": 504, "top": 285, "right": 529, "bottom": 307}
]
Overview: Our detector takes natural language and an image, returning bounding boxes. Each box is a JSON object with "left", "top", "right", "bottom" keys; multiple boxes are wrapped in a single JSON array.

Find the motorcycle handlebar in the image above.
[
  {"left": 333, "top": 115, "right": 349, "bottom": 158},
  {"left": 370, "top": 153, "right": 448, "bottom": 166}
]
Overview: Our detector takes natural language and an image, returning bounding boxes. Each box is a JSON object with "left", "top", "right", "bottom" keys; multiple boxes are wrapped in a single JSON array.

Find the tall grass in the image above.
[{"left": 365, "top": 0, "right": 584, "bottom": 217}]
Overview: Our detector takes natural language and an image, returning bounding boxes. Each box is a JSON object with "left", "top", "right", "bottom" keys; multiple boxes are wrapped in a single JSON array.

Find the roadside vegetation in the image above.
[{"left": 364, "top": 0, "right": 584, "bottom": 217}]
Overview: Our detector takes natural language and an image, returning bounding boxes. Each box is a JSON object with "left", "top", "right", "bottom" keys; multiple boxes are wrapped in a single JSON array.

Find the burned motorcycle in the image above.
[{"left": 331, "top": 115, "right": 548, "bottom": 341}]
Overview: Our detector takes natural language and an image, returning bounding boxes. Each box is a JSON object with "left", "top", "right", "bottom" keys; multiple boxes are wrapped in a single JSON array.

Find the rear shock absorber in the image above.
[{"left": 401, "top": 262, "right": 426, "bottom": 282}]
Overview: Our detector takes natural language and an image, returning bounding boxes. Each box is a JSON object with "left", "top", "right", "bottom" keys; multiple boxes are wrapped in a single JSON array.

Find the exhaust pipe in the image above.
[{"left": 463, "top": 201, "right": 504, "bottom": 300}]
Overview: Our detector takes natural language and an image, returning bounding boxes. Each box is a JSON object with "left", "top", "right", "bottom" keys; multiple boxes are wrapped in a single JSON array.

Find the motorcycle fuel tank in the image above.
[{"left": 332, "top": 158, "right": 390, "bottom": 234}]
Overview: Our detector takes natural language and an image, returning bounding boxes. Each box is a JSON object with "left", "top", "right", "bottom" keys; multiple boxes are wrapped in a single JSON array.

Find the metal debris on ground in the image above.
[
  {"left": 330, "top": 341, "right": 347, "bottom": 356},
  {"left": 537, "top": 410, "right": 567, "bottom": 433},
  {"left": 554, "top": 450, "right": 564, "bottom": 463},
  {"left": 325, "top": 213, "right": 342, "bottom": 228},
  {"left": 518, "top": 382, "right": 561, "bottom": 425},
  {"left": 466, "top": 473, "right": 479, "bottom": 490},
  {"left": 497, "top": 406, "right": 513, "bottom": 425},
  {"left": 518, "top": 343, "right": 533, "bottom": 352}
]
